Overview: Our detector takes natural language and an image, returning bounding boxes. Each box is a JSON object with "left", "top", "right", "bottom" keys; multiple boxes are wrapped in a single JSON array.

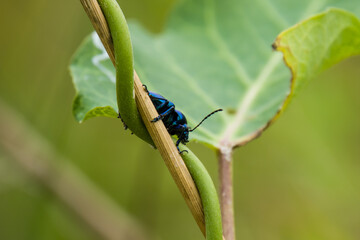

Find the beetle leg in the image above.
[
  {"left": 176, "top": 135, "right": 188, "bottom": 154},
  {"left": 151, "top": 105, "right": 175, "bottom": 122},
  {"left": 152, "top": 100, "right": 168, "bottom": 112},
  {"left": 117, "top": 113, "right": 128, "bottom": 130},
  {"left": 142, "top": 84, "right": 149, "bottom": 94}
]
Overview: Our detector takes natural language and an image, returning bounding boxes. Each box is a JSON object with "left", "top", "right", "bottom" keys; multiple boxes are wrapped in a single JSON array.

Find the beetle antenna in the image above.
[{"left": 189, "top": 109, "right": 223, "bottom": 132}]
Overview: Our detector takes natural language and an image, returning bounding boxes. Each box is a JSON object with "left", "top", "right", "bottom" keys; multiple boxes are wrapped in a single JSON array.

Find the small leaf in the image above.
[
  {"left": 273, "top": 8, "right": 360, "bottom": 112},
  {"left": 71, "top": 33, "right": 118, "bottom": 123}
]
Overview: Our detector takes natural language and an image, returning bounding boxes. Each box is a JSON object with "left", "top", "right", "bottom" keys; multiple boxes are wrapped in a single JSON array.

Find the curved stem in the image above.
[
  {"left": 180, "top": 145, "right": 224, "bottom": 240},
  {"left": 218, "top": 147, "right": 235, "bottom": 240},
  {"left": 80, "top": 0, "right": 206, "bottom": 235},
  {"left": 97, "top": 0, "right": 152, "bottom": 144}
]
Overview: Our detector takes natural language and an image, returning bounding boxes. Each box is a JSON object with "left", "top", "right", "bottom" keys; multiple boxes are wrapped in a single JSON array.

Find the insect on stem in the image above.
[{"left": 144, "top": 86, "right": 223, "bottom": 153}]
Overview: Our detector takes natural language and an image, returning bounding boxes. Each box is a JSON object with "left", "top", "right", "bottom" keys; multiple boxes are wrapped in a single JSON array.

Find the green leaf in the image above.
[
  {"left": 273, "top": 8, "right": 360, "bottom": 111},
  {"left": 70, "top": 33, "right": 118, "bottom": 123},
  {"left": 131, "top": 1, "right": 360, "bottom": 148},
  {"left": 71, "top": 0, "right": 360, "bottom": 149}
]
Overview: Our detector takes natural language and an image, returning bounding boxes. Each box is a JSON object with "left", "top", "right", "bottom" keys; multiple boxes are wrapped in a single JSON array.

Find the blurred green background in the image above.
[{"left": 0, "top": 0, "right": 359, "bottom": 240}]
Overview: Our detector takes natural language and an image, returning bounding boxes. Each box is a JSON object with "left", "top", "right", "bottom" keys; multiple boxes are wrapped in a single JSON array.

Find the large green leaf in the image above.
[{"left": 71, "top": 0, "right": 360, "bottom": 149}]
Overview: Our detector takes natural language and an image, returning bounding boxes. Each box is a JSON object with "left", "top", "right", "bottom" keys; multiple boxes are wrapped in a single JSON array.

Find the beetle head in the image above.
[{"left": 180, "top": 125, "right": 190, "bottom": 144}]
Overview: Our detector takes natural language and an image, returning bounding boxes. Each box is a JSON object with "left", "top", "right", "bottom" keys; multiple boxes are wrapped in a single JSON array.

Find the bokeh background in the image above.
[{"left": 0, "top": 0, "right": 359, "bottom": 240}]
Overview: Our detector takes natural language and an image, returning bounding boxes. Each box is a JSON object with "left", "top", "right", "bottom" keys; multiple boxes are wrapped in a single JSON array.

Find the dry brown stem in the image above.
[{"left": 80, "top": 0, "right": 206, "bottom": 235}]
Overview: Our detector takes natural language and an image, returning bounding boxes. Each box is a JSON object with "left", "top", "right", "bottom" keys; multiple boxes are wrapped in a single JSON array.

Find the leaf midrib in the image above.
[
  {"left": 219, "top": 54, "right": 283, "bottom": 145},
  {"left": 214, "top": 0, "right": 328, "bottom": 146}
]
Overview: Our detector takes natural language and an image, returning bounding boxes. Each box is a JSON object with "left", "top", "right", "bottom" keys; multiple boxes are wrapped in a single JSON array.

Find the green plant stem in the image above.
[
  {"left": 97, "top": 0, "right": 152, "bottom": 144},
  {"left": 218, "top": 147, "right": 235, "bottom": 240},
  {"left": 80, "top": 0, "right": 207, "bottom": 234},
  {"left": 87, "top": 1, "right": 224, "bottom": 238},
  {"left": 180, "top": 145, "right": 223, "bottom": 240}
]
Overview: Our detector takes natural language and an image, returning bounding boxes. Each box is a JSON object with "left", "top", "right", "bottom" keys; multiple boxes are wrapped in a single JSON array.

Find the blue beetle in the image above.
[{"left": 143, "top": 85, "right": 222, "bottom": 153}]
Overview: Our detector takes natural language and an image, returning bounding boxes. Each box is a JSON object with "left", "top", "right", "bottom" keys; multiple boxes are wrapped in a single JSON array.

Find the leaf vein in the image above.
[
  {"left": 154, "top": 41, "right": 228, "bottom": 123},
  {"left": 204, "top": 0, "right": 253, "bottom": 87}
]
